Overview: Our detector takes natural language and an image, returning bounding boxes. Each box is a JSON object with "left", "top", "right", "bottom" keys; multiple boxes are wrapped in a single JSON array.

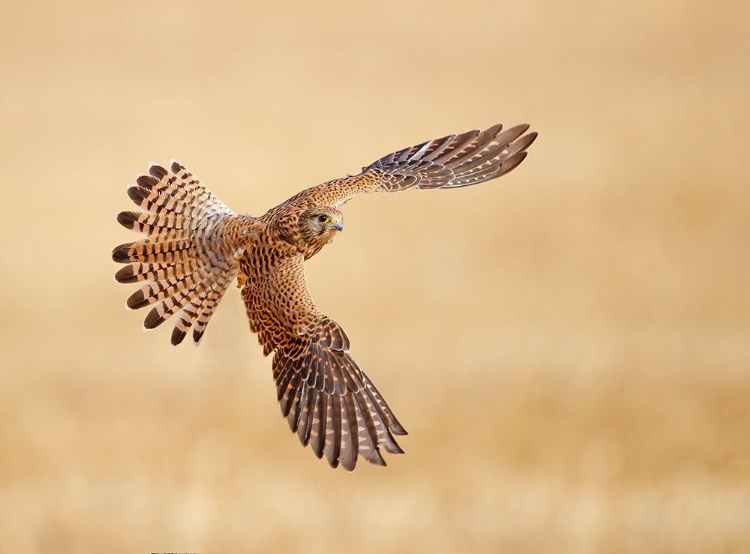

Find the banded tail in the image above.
[{"left": 112, "top": 161, "right": 252, "bottom": 346}]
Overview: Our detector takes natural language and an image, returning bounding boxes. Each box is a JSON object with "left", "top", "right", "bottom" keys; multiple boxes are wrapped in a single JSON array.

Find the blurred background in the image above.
[{"left": 1, "top": 0, "right": 748, "bottom": 552}]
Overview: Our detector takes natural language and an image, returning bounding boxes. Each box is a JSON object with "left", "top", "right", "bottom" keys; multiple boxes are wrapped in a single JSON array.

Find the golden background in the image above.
[{"left": 1, "top": 0, "right": 748, "bottom": 552}]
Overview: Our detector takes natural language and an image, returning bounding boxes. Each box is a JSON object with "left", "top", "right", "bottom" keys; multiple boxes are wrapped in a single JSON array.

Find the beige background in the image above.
[{"left": 1, "top": 0, "right": 748, "bottom": 552}]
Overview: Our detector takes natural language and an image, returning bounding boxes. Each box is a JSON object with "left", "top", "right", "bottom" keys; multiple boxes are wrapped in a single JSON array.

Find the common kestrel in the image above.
[{"left": 113, "top": 123, "right": 537, "bottom": 470}]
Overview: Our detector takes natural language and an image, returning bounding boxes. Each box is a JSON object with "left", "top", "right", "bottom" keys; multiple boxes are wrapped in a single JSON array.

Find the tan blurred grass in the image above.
[{"left": 1, "top": 0, "right": 749, "bottom": 552}]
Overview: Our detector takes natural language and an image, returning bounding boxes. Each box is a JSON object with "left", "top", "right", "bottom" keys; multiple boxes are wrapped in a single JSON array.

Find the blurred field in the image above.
[{"left": 1, "top": 0, "right": 749, "bottom": 552}]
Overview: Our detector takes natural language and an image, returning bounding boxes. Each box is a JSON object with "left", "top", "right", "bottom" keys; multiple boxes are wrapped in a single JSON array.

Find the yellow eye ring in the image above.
[{"left": 318, "top": 214, "right": 330, "bottom": 223}]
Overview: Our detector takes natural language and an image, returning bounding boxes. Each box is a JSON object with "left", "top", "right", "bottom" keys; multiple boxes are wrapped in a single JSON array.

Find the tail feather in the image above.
[
  {"left": 125, "top": 264, "right": 210, "bottom": 311},
  {"left": 113, "top": 161, "right": 246, "bottom": 346},
  {"left": 171, "top": 284, "right": 212, "bottom": 346},
  {"left": 142, "top": 272, "right": 211, "bottom": 330},
  {"left": 117, "top": 210, "right": 205, "bottom": 235},
  {"left": 191, "top": 269, "right": 236, "bottom": 344},
  {"left": 114, "top": 260, "right": 201, "bottom": 284},
  {"left": 129, "top": 162, "right": 234, "bottom": 220},
  {"left": 113, "top": 239, "right": 200, "bottom": 265},
  {"left": 170, "top": 260, "right": 236, "bottom": 345},
  {"left": 126, "top": 186, "right": 190, "bottom": 215}
]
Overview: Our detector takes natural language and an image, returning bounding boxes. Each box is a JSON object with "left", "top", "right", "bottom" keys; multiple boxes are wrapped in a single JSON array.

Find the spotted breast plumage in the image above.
[{"left": 112, "top": 123, "right": 538, "bottom": 470}]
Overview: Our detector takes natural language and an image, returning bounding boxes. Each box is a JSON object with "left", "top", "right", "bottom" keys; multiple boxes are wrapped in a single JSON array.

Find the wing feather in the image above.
[
  {"left": 243, "top": 255, "right": 406, "bottom": 470},
  {"left": 291, "top": 122, "right": 536, "bottom": 207}
]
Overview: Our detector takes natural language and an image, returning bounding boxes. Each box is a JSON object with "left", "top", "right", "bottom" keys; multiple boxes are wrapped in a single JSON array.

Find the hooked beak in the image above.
[{"left": 332, "top": 221, "right": 343, "bottom": 231}]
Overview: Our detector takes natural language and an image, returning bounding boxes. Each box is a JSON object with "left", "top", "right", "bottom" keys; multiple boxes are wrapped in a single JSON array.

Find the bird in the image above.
[{"left": 112, "top": 123, "right": 537, "bottom": 470}]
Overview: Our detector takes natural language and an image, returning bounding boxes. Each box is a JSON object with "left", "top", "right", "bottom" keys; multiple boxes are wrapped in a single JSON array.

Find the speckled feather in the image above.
[{"left": 112, "top": 124, "right": 537, "bottom": 470}]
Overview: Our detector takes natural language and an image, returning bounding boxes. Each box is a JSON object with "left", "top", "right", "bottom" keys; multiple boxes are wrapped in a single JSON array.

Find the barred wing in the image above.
[
  {"left": 242, "top": 255, "right": 407, "bottom": 470},
  {"left": 300, "top": 123, "right": 537, "bottom": 207}
]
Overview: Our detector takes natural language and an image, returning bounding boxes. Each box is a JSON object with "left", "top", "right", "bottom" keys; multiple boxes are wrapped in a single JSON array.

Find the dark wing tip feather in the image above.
[
  {"left": 271, "top": 337, "right": 406, "bottom": 470},
  {"left": 484, "top": 122, "right": 504, "bottom": 136},
  {"left": 385, "top": 442, "right": 405, "bottom": 455},
  {"left": 370, "top": 453, "right": 387, "bottom": 467},
  {"left": 498, "top": 151, "right": 529, "bottom": 176},
  {"left": 391, "top": 423, "right": 409, "bottom": 436},
  {"left": 504, "top": 122, "right": 530, "bottom": 136},
  {"left": 360, "top": 122, "right": 537, "bottom": 194},
  {"left": 516, "top": 131, "right": 538, "bottom": 152}
]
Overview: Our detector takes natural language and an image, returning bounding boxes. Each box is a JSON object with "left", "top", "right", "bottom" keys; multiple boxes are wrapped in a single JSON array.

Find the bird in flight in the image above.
[{"left": 112, "top": 123, "right": 537, "bottom": 470}]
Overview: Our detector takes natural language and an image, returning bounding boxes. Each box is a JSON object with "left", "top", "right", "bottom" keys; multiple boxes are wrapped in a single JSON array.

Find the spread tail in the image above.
[{"left": 112, "top": 161, "right": 247, "bottom": 346}]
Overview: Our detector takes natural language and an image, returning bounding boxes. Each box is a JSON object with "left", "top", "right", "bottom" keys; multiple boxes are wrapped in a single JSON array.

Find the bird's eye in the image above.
[{"left": 318, "top": 214, "right": 330, "bottom": 223}]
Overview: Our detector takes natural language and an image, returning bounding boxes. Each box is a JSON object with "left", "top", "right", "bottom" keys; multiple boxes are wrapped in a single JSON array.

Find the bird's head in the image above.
[{"left": 299, "top": 206, "right": 344, "bottom": 247}]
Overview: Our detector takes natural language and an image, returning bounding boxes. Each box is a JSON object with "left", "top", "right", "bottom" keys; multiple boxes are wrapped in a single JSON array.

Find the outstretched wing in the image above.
[
  {"left": 298, "top": 123, "right": 537, "bottom": 207},
  {"left": 242, "top": 255, "right": 407, "bottom": 471}
]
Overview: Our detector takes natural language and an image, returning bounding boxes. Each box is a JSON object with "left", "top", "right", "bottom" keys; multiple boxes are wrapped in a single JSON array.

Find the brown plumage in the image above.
[{"left": 112, "top": 123, "right": 538, "bottom": 470}]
